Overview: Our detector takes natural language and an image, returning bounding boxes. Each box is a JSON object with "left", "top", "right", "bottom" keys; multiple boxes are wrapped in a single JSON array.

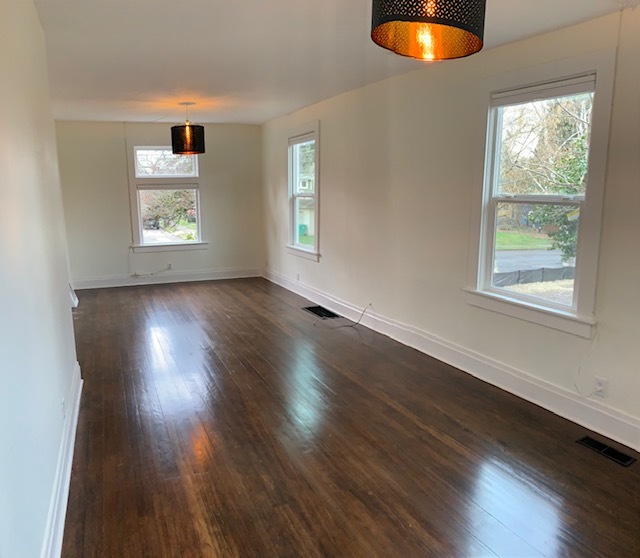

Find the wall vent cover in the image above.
[
  {"left": 577, "top": 436, "right": 636, "bottom": 467},
  {"left": 303, "top": 306, "right": 340, "bottom": 319}
]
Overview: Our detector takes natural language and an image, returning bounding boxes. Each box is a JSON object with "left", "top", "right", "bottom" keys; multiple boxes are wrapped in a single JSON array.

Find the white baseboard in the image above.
[
  {"left": 41, "top": 362, "right": 83, "bottom": 558},
  {"left": 72, "top": 267, "right": 261, "bottom": 290},
  {"left": 68, "top": 283, "right": 78, "bottom": 308},
  {"left": 264, "top": 268, "right": 640, "bottom": 452}
]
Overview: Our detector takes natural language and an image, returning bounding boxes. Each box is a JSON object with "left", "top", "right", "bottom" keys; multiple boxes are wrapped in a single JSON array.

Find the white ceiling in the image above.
[{"left": 33, "top": 0, "right": 632, "bottom": 124}]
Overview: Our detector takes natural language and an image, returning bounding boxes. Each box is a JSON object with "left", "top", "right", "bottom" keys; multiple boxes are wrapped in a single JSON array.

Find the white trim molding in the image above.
[
  {"left": 131, "top": 241, "right": 209, "bottom": 254},
  {"left": 68, "top": 283, "right": 79, "bottom": 308},
  {"left": 465, "top": 288, "right": 596, "bottom": 339},
  {"left": 41, "top": 362, "right": 83, "bottom": 558},
  {"left": 264, "top": 268, "right": 639, "bottom": 452},
  {"left": 285, "top": 245, "right": 320, "bottom": 262},
  {"left": 73, "top": 267, "right": 262, "bottom": 290}
]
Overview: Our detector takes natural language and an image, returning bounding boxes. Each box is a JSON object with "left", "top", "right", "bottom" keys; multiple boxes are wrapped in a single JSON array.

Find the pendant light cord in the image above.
[{"left": 181, "top": 101, "right": 195, "bottom": 124}]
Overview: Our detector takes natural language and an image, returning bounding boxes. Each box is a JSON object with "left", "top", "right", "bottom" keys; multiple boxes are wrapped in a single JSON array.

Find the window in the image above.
[
  {"left": 137, "top": 186, "right": 199, "bottom": 245},
  {"left": 467, "top": 52, "right": 615, "bottom": 337},
  {"left": 128, "top": 147, "right": 206, "bottom": 251},
  {"left": 287, "top": 122, "right": 319, "bottom": 260},
  {"left": 134, "top": 147, "right": 198, "bottom": 178},
  {"left": 486, "top": 82, "right": 594, "bottom": 309}
]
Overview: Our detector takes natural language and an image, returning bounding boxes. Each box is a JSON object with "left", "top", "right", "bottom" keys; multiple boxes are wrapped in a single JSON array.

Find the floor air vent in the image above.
[
  {"left": 577, "top": 436, "right": 636, "bottom": 467},
  {"left": 303, "top": 305, "right": 340, "bottom": 319}
]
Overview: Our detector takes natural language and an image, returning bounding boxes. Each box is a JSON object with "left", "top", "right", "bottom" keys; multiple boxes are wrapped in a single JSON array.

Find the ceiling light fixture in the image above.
[
  {"left": 171, "top": 102, "right": 205, "bottom": 155},
  {"left": 371, "top": 0, "right": 487, "bottom": 61}
]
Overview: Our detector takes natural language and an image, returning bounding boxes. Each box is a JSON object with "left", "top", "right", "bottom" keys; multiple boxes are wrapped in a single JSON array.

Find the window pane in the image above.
[
  {"left": 293, "top": 140, "right": 315, "bottom": 194},
  {"left": 139, "top": 189, "right": 198, "bottom": 244},
  {"left": 135, "top": 148, "right": 197, "bottom": 177},
  {"left": 295, "top": 197, "right": 315, "bottom": 247},
  {"left": 498, "top": 92, "right": 593, "bottom": 196},
  {"left": 492, "top": 202, "right": 579, "bottom": 307}
]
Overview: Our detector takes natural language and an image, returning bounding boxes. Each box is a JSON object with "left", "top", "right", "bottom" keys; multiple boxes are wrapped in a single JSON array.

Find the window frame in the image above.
[
  {"left": 128, "top": 145, "right": 207, "bottom": 253},
  {"left": 466, "top": 50, "right": 616, "bottom": 338},
  {"left": 287, "top": 121, "right": 320, "bottom": 261}
]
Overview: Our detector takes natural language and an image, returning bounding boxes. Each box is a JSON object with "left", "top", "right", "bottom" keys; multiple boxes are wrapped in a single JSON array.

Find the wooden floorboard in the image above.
[{"left": 62, "top": 278, "right": 639, "bottom": 557}]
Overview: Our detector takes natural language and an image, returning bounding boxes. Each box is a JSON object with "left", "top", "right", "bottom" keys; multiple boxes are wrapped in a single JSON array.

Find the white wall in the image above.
[
  {"left": 262, "top": 11, "right": 640, "bottom": 448},
  {"left": 0, "top": 1, "right": 80, "bottom": 556},
  {"left": 57, "top": 121, "right": 264, "bottom": 287}
]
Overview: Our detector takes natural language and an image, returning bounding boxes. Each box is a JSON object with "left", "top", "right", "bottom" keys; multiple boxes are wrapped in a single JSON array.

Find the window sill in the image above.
[
  {"left": 464, "top": 288, "right": 595, "bottom": 338},
  {"left": 286, "top": 245, "right": 320, "bottom": 262},
  {"left": 132, "top": 242, "right": 209, "bottom": 254}
]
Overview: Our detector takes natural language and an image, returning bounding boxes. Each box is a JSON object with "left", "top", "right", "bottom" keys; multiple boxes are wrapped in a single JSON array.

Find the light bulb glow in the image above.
[{"left": 417, "top": 26, "right": 435, "bottom": 60}]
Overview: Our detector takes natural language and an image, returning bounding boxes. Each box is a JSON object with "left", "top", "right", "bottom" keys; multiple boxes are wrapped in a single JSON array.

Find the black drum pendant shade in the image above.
[
  {"left": 171, "top": 102, "right": 205, "bottom": 155},
  {"left": 371, "top": 0, "right": 486, "bottom": 61},
  {"left": 171, "top": 122, "right": 205, "bottom": 155}
]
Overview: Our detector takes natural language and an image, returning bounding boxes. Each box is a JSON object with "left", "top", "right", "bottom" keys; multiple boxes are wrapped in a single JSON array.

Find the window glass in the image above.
[
  {"left": 138, "top": 188, "right": 199, "bottom": 244},
  {"left": 135, "top": 148, "right": 198, "bottom": 178},
  {"left": 293, "top": 141, "right": 316, "bottom": 194},
  {"left": 497, "top": 93, "right": 593, "bottom": 196},
  {"left": 492, "top": 202, "right": 579, "bottom": 306},
  {"left": 295, "top": 197, "right": 315, "bottom": 247}
]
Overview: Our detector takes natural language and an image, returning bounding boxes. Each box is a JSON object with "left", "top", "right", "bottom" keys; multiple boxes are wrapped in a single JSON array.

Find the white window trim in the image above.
[
  {"left": 287, "top": 121, "right": 320, "bottom": 261},
  {"left": 127, "top": 144, "right": 206, "bottom": 251},
  {"left": 285, "top": 245, "right": 319, "bottom": 261},
  {"left": 131, "top": 242, "right": 209, "bottom": 254},
  {"left": 466, "top": 49, "right": 616, "bottom": 339}
]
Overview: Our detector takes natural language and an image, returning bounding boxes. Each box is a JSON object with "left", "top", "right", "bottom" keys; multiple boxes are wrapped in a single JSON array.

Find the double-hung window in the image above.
[
  {"left": 129, "top": 147, "right": 205, "bottom": 252},
  {"left": 468, "top": 52, "right": 615, "bottom": 338},
  {"left": 287, "top": 122, "right": 320, "bottom": 260}
]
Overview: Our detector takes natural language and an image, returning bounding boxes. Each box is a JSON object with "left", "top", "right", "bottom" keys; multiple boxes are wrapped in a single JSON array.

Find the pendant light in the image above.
[
  {"left": 171, "top": 102, "right": 205, "bottom": 155},
  {"left": 371, "top": 0, "right": 486, "bottom": 61}
]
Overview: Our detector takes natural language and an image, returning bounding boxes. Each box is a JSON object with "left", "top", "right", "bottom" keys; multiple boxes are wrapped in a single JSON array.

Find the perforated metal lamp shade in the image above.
[
  {"left": 371, "top": 0, "right": 486, "bottom": 61},
  {"left": 171, "top": 122, "right": 205, "bottom": 155}
]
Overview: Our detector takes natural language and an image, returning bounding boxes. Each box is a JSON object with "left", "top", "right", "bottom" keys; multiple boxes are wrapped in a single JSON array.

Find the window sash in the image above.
[
  {"left": 481, "top": 197, "right": 583, "bottom": 310},
  {"left": 135, "top": 185, "right": 201, "bottom": 246},
  {"left": 136, "top": 182, "right": 199, "bottom": 191},
  {"left": 490, "top": 74, "right": 595, "bottom": 108},
  {"left": 292, "top": 140, "right": 316, "bottom": 195},
  {"left": 292, "top": 191, "right": 317, "bottom": 201},
  {"left": 293, "top": 197, "right": 316, "bottom": 248},
  {"left": 290, "top": 193, "right": 317, "bottom": 249},
  {"left": 288, "top": 132, "right": 316, "bottom": 147}
]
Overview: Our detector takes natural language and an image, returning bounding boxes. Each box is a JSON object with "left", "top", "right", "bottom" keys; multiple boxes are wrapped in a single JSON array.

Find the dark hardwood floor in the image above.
[{"left": 62, "top": 278, "right": 639, "bottom": 557}]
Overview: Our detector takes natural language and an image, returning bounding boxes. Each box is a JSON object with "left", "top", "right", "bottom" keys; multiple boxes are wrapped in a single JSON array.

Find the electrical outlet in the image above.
[
  {"left": 296, "top": 273, "right": 300, "bottom": 281},
  {"left": 167, "top": 263, "right": 172, "bottom": 270},
  {"left": 594, "top": 377, "right": 608, "bottom": 398},
  {"left": 60, "top": 398, "right": 66, "bottom": 418}
]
